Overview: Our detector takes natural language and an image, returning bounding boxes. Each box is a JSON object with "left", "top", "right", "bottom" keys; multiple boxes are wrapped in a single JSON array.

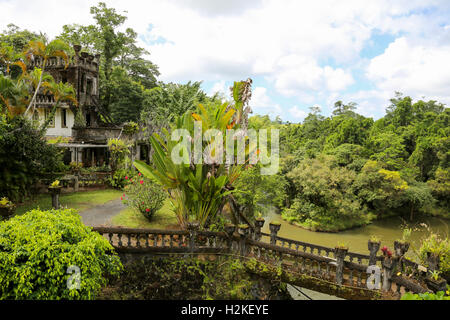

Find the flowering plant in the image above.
[
  {"left": 381, "top": 246, "right": 393, "bottom": 258},
  {"left": 122, "top": 175, "right": 166, "bottom": 221},
  {"left": 0, "top": 197, "right": 14, "bottom": 208},
  {"left": 50, "top": 180, "right": 60, "bottom": 188}
]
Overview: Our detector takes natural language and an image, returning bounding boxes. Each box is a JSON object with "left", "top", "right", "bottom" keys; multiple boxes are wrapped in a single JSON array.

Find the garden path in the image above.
[{"left": 78, "top": 199, "right": 126, "bottom": 227}]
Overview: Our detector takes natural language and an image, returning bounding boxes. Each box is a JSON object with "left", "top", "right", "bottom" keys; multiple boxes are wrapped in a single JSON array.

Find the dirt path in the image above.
[{"left": 78, "top": 199, "right": 126, "bottom": 227}]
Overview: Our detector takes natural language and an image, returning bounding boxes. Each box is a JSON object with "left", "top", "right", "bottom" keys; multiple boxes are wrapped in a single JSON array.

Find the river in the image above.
[{"left": 261, "top": 210, "right": 449, "bottom": 258}]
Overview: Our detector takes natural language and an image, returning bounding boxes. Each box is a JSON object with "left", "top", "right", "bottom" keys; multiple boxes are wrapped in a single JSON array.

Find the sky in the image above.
[{"left": 1, "top": 0, "right": 450, "bottom": 122}]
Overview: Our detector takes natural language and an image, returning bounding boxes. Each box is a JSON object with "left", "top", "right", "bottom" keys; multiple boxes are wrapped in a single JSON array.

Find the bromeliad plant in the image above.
[{"left": 134, "top": 83, "right": 256, "bottom": 229}]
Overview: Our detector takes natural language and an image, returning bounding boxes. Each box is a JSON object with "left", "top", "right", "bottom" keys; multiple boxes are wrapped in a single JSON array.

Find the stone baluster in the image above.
[
  {"left": 269, "top": 222, "right": 281, "bottom": 246},
  {"left": 334, "top": 246, "right": 348, "bottom": 285},
  {"left": 238, "top": 225, "right": 250, "bottom": 257},
  {"left": 224, "top": 224, "right": 236, "bottom": 251},
  {"left": 254, "top": 218, "right": 265, "bottom": 241},
  {"left": 187, "top": 221, "right": 200, "bottom": 254},
  {"left": 368, "top": 240, "right": 381, "bottom": 267}
]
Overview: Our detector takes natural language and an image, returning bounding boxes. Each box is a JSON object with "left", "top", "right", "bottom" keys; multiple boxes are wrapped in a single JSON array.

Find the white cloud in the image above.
[
  {"left": 1, "top": 0, "right": 449, "bottom": 120},
  {"left": 367, "top": 37, "right": 450, "bottom": 105},
  {"left": 289, "top": 106, "right": 309, "bottom": 121},
  {"left": 251, "top": 87, "right": 282, "bottom": 116},
  {"left": 209, "top": 80, "right": 227, "bottom": 97}
]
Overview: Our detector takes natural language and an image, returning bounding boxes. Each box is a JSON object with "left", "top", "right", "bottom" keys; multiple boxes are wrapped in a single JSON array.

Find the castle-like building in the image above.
[{"left": 30, "top": 45, "right": 128, "bottom": 167}]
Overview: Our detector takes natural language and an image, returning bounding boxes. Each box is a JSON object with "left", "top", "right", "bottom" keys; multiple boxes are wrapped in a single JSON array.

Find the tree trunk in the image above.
[
  {"left": 410, "top": 203, "right": 414, "bottom": 222},
  {"left": 25, "top": 60, "right": 46, "bottom": 116}
]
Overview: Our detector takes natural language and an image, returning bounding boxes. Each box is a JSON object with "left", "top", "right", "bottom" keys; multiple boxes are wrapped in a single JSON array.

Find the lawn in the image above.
[
  {"left": 15, "top": 189, "right": 123, "bottom": 215},
  {"left": 112, "top": 199, "right": 179, "bottom": 229}
]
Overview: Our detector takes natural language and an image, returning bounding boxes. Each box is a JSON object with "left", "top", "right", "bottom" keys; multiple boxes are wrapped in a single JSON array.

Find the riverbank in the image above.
[{"left": 264, "top": 211, "right": 449, "bottom": 256}]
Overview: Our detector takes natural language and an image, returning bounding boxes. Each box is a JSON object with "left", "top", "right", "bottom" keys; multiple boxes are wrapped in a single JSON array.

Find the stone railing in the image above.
[{"left": 93, "top": 219, "right": 444, "bottom": 299}]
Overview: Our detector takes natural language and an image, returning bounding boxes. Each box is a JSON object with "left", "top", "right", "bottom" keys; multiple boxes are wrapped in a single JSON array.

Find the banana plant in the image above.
[{"left": 134, "top": 100, "right": 256, "bottom": 229}]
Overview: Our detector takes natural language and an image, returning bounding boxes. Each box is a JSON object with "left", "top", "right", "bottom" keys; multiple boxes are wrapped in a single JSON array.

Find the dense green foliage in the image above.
[
  {"left": 251, "top": 95, "right": 450, "bottom": 231},
  {"left": 0, "top": 115, "right": 65, "bottom": 201},
  {"left": 401, "top": 291, "right": 450, "bottom": 300},
  {"left": 99, "top": 257, "right": 290, "bottom": 300},
  {"left": 0, "top": 209, "right": 122, "bottom": 300}
]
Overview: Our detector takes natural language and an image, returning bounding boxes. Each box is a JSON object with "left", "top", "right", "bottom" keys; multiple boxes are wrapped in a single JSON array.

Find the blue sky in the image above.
[{"left": 1, "top": 0, "right": 450, "bottom": 123}]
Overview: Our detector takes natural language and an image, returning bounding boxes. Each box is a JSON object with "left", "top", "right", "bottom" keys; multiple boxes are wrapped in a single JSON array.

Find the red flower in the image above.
[
  {"left": 120, "top": 197, "right": 123, "bottom": 200},
  {"left": 125, "top": 176, "right": 128, "bottom": 180},
  {"left": 142, "top": 201, "right": 145, "bottom": 205},
  {"left": 138, "top": 173, "right": 141, "bottom": 176},
  {"left": 140, "top": 180, "right": 144, "bottom": 185},
  {"left": 381, "top": 246, "right": 388, "bottom": 253},
  {"left": 387, "top": 250, "right": 392, "bottom": 258},
  {"left": 146, "top": 208, "right": 150, "bottom": 212}
]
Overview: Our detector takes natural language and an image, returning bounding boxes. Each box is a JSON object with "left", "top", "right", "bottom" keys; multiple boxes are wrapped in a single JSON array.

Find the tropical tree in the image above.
[{"left": 23, "top": 39, "right": 70, "bottom": 115}]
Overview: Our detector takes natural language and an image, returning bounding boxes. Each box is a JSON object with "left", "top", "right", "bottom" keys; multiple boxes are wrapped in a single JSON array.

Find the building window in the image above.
[
  {"left": 61, "top": 109, "right": 67, "bottom": 128},
  {"left": 44, "top": 109, "right": 55, "bottom": 128},
  {"left": 81, "top": 73, "right": 86, "bottom": 93},
  {"left": 86, "top": 79, "right": 93, "bottom": 95}
]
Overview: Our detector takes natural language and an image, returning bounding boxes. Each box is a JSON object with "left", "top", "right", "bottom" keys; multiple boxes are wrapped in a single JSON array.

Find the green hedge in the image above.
[{"left": 0, "top": 209, "right": 122, "bottom": 300}]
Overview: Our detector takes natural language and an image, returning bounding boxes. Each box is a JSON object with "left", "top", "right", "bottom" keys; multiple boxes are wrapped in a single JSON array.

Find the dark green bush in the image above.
[
  {"left": 0, "top": 115, "right": 65, "bottom": 202},
  {"left": 0, "top": 208, "right": 122, "bottom": 300}
]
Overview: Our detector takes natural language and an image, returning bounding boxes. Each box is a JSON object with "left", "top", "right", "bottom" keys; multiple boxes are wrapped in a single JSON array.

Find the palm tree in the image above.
[
  {"left": 23, "top": 39, "right": 70, "bottom": 115},
  {"left": 39, "top": 80, "right": 77, "bottom": 131},
  {"left": 0, "top": 75, "right": 29, "bottom": 117}
]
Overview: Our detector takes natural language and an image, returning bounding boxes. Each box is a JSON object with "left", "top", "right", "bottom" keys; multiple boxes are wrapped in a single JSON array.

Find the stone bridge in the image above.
[{"left": 93, "top": 219, "right": 445, "bottom": 300}]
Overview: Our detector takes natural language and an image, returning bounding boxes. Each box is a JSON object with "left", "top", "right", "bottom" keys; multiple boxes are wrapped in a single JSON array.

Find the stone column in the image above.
[
  {"left": 77, "top": 149, "right": 84, "bottom": 165},
  {"left": 269, "top": 222, "right": 281, "bottom": 246},
  {"left": 49, "top": 187, "right": 61, "bottom": 210},
  {"left": 70, "top": 147, "right": 76, "bottom": 163},
  {"left": 394, "top": 240, "right": 410, "bottom": 272},
  {"left": 335, "top": 247, "right": 348, "bottom": 285},
  {"left": 254, "top": 218, "right": 265, "bottom": 241},
  {"left": 382, "top": 256, "right": 397, "bottom": 292},
  {"left": 368, "top": 240, "right": 381, "bottom": 266}
]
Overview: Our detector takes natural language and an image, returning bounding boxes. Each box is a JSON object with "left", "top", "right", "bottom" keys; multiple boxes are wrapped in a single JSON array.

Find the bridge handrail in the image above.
[
  {"left": 261, "top": 232, "right": 382, "bottom": 263},
  {"left": 92, "top": 226, "right": 432, "bottom": 297},
  {"left": 93, "top": 226, "right": 188, "bottom": 236}
]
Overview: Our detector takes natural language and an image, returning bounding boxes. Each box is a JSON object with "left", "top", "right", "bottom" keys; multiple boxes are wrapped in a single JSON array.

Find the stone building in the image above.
[{"left": 29, "top": 44, "right": 123, "bottom": 167}]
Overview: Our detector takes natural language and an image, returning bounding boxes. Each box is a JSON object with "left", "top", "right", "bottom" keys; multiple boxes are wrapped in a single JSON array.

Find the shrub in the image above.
[
  {"left": 0, "top": 115, "right": 65, "bottom": 201},
  {"left": 106, "top": 168, "right": 135, "bottom": 189},
  {"left": 0, "top": 209, "right": 122, "bottom": 300},
  {"left": 122, "top": 175, "right": 166, "bottom": 221},
  {"left": 418, "top": 233, "right": 450, "bottom": 280},
  {"left": 401, "top": 291, "right": 450, "bottom": 300}
]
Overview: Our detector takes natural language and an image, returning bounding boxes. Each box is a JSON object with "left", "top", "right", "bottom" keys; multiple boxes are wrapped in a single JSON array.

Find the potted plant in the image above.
[
  {"left": 368, "top": 235, "right": 381, "bottom": 251},
  {"left": 48, "top": 180, "right": 62, "bottom": 209},
  {"left": 426, "top": 270, "right": 447, "bottom": 292},
  {"left": 0, "top": 197, "right": 15, "bottom": 220},
  {"left": 255, "top": 215, "right": 266, "bottom": 229},
  {"left": 237, "top": 224, "right": 250, "bottom": 237},
  {"left": 394, "top": 228, "right": 411, "bottom": 257},
  {"left": 224, "top": 223, "right": 236, "bottom": 237}
]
